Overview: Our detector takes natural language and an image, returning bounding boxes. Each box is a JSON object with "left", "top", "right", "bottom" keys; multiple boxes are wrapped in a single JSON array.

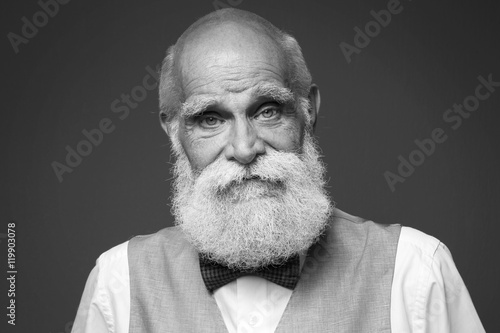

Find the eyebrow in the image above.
[
  {"left": 179, "top": 83, "right": 295, "bottom": 118},
  {"left": 180, "top": 97, "right": 219, "bottom": 118},
  {"left": 252, "top": 83, "right": 295, "bottom": 105}
]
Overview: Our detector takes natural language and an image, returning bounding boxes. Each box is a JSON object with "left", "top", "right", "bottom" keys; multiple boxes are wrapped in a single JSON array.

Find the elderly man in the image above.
[{"left": 72, "top": 8, "right": 484, "bottom": 333}]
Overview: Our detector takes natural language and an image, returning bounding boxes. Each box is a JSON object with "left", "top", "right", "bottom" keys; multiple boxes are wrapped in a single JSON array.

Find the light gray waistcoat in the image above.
[{"left": 128, "top": 209, "right": 401, "bottom": 332}]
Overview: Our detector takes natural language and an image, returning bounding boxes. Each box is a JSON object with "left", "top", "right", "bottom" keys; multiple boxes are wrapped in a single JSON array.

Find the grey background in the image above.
[{"left": 2, "top": 0, "right": 499, "bottom": 332}]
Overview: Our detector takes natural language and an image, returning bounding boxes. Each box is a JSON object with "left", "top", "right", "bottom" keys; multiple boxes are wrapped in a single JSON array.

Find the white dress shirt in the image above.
[{"left": 71, "top": 226, "right": 485, "bottom": 333}]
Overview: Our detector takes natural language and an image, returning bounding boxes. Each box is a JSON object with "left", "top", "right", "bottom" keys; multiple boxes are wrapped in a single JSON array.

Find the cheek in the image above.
[
  {"left": 262, "top": 120, "right": 304, "bottom": 152},
  {"left": 178, "top": 127, "right": 225, "bottom": 171}
]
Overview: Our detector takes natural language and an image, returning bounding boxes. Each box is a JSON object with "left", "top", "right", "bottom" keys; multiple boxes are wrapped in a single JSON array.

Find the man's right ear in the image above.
[{"left": 160, "top": 112, "right": 170, "bottom": 136}]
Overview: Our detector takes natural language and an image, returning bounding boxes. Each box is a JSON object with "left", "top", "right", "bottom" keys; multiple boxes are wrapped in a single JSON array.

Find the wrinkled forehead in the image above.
[{"left": 177, "top": 22, "right": 287, "bottom": 95}]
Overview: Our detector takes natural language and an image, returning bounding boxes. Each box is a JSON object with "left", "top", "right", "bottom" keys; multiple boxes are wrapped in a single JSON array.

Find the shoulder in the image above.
[
  {"left": 96, "top": 240, "right": 129, "bottom": 269},
  {"left": 94, "top": 226, "right": 182, "bottom": 276},
  {"left": 92, "top": 240, "right": 131, "bottom": 300},
  {"left": 128, "top": 226, "right": 186, "bottom": 248},
  {"left": 394, "top": 225, "right": 463, "bottom": 289},
  {"left": 327, "top": 208, "right": 402, "bottom": 246},
  {"left": 398, "top": 226, "right": 442, "bottom": 258},
  {"left": 393, "top": 226, "right": 453, "bottom": 286},
  {"left": 127, "top": 226, "right": 195, "bottom": 262},
  {"left": 91, "top": 226, "right": 184, "bottom": 290},
  {"left": 330, "top": 208, "right": 401, "bottom": 230},
  {"left": 392, "top": 226, "right": 445, "bottom": 300},
  {"left": 392, "top": 227, "right": 485, "bottom": 332},
  {"left": 72, "top": 240, "right": 133, "bottom": 333}
]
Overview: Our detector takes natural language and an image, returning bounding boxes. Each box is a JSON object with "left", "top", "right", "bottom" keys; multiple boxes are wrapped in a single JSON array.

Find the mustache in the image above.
[
  {"left": 221, "top": 174, "right": 285, "bottom": 189},
  {"left": 195, "top": 150, "right": 301, "bottom": 193},
  {"left": 216, "top": 178, "right": 286, "bottom": 201}
]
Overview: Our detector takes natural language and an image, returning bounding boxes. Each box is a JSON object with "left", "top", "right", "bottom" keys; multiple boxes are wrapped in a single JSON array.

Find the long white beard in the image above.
[{"left": 171, "top": 131, "right": 333, "bottom": 270}]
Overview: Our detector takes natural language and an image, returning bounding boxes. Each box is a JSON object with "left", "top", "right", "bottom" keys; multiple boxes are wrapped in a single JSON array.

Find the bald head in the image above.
[
  {"left": 175, "top": 8, "right": 285, "bottom": 58},
  {"left": 179, "top": 21, "right": 287, "bottom": 101},
  {"left": 159, "top": 9, "right": 312, "bottom": 125}
]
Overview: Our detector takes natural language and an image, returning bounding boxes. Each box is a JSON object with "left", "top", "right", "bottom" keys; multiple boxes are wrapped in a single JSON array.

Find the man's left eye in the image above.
[{"left": 255, "top": 108, "right": 279, "bottom": 119}]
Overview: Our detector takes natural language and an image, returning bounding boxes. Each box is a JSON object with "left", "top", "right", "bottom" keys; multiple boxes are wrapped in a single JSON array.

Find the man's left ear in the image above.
[{"left": 308, "top": 84, "right": 320, "bottom": 130}]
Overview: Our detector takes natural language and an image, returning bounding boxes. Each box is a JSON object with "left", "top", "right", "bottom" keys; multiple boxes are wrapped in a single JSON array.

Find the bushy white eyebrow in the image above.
[
  {"left": 179, "top": 83, "right": 295, "bottom": 118},
  {"left": 180, "top": 97, "right": 218, "bottom": 118},
  {"left": 252, "top": 83, "right": 295, "bottom": 105}
]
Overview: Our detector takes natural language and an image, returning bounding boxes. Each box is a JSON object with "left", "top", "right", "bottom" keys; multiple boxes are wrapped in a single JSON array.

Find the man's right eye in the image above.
[{"left": 197, "top": 113, "right": 224, "bottom": 128}]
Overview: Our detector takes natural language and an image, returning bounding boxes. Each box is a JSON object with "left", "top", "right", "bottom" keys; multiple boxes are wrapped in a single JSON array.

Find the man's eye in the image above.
[
  {"left": 255, "top": 108, "right": 279, "bottom": 120},
  {"left": 199, "top": 115, "right": 223, "bottom": 128}
]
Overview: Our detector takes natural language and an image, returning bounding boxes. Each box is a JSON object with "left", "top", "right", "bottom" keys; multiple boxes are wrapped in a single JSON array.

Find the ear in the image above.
[
  {"left": 160, "top": 112, "right": 170, "bottom": 136},
  {"left": 308, "top": 84, "right": 320, "bottom": 130}
]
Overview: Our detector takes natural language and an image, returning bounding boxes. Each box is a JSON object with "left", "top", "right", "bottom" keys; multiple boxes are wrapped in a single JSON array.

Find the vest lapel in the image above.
[{"left": 128, "top": 228, "right": 228, "bottom": 333}]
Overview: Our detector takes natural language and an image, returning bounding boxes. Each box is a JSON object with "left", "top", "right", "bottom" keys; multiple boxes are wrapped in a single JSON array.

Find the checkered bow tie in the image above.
[{"left": 199, "top": 254, "right": 301, "bottom": 293}]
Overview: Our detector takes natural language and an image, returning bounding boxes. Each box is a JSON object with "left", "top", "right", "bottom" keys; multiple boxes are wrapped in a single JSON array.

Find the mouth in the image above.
[
  {"left": 242, "top": 175, "right": 262, "bottom": 182},
  {"left": 216, "top": 176, "right": 285, "bottom": 201},
  {"left": 241, "top": 175, "right": 285, "bottom": 188}
]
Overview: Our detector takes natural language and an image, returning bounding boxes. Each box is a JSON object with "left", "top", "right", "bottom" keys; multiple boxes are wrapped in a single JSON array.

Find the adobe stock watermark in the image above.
[
  {"left": 51, "top": 64, "right": 160, "bottom": 183},
  {"left": 339, "top": 0, "right": 412, "bottom": 64},
  {"left": 7, "top": 0, "right": 72, "bottom": 54},
  {"left": 384, "top": 73, "right": 499, "bottom": 192}
]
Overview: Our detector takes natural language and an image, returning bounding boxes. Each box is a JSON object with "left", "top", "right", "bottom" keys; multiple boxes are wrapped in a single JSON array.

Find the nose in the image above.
[{"left": 225, "top": 118, "right": 265, "bottom": 165}]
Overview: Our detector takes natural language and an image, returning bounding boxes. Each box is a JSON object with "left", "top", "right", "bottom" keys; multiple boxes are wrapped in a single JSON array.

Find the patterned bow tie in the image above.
[{"left": 199, "top": 254, "right": 301, "bottom": 293}]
